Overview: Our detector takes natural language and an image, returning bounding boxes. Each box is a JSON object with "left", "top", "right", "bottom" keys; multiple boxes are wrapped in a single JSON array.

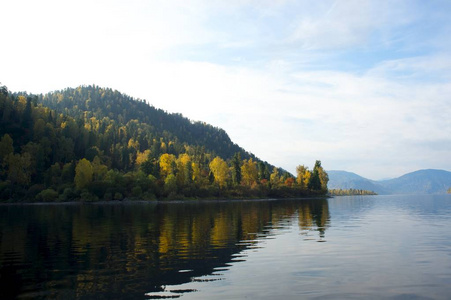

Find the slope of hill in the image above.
[
  {"left": 38, "top": 85, "right": 255, "bottom": 163},
  {"left": 328, "top": 169, "right": 451, "bottom": 195}
]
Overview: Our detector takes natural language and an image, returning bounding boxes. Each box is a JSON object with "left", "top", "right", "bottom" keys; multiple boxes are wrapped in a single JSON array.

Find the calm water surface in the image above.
[{"left": 1, "top": 195, "right": 451, "bottom": 299}]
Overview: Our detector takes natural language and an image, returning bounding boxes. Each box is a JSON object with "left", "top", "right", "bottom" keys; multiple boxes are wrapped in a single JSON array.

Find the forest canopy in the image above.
[{"left": 0, "top": 83, "right": 328, "bottom": 202}]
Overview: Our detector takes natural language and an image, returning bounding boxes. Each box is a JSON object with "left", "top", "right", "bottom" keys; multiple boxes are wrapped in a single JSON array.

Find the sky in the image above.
[{"left": 2, "top": 0, "right": 451, "bottom": 180}]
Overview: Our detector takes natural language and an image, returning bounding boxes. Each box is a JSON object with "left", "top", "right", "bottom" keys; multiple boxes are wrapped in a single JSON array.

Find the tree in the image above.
[
  {"left": 231, "top": 152, "right": 242, "bottom": 185},
  {"left": 296, "top": 165, "right": 311, "bottom": 189},
  {"left": 0, "top": 134, "right": 14, "bottom": 165},
  {"left": 209, "top": 156, "right": 229, "bottom": 188},
  {"left": 241, "top": 158, "right": 258, "bottom": 186},
  {"left": 136, "top": 149, "right": 151, "bottom": 165},
  {"left": 36, "top": 188, "right": 58, "bottom": 202},
  {"left": 92, "top": 156, "right": 108, "bottom": 181},
  {"left": 191, "top": 162, "right": 202, "bottom": 185},
  {"left": 22, "top": 97, "right": 33, "bottom": 132},
  {"left": 270, "top": 167, "right": 280, "bottom": 187},
  {"left": 176, "top": 153, "right": 192, "bottom": 187},
  {"left": 308, "top": 169, "right": 321, "bottom": 191},
  {"left": 141, "top": 158, "right": 158, "bottom": 177},
  {"left": 61, "top": 161, "right": 76, "bottom": 183},
  {"left": 0, "top": 83, "right": 8, "bottom": 96},
  {"left": 285, "top": 177, "right": 295, "bottom": 187},
  {"left": 258, "top": 161, "right": 270, "bottom": 181},
  {"left": 5, "top": 152, "right": 32, "bottom": 185},
  {"left": 308, "top": 160, "right": 328, "bottom": 192},
  {"left": 164, "top": 174, "right": 177, "bottom": 195},
  {"left": 159, "top": 153, "right": 176, "bottom": 178},
  {"left": 75, "top": 158, "right": 93, "bottom": 190},
  {"left": 314, "top": 160, "right": 329, "bottom": 192}
]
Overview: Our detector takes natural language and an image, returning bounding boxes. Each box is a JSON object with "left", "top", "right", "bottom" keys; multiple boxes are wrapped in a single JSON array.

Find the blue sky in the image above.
[{"left": 2, "top": 0, "right": 451, "bottom": 179}]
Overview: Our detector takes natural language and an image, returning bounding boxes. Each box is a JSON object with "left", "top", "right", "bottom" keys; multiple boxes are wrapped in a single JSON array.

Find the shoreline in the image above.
[{"left": 0, "top": 195, "right": 330, "bottom": 206}]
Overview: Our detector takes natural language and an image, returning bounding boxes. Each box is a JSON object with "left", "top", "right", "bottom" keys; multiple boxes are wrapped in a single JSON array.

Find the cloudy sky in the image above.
[{"left": 2, "top": 0, "right": 451, "bottom": 180}]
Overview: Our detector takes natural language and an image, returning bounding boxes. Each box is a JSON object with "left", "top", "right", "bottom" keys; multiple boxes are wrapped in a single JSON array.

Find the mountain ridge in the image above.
[{"left": 328, "top": 169, "right": 451, "bottom": 194}]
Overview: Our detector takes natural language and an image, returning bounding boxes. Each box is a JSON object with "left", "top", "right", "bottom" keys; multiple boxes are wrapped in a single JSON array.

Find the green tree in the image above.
[
  {"left": 5, "top": 152, "right": 32, "bottom": 185},
  {"left": 313, "top": 160, "right": 329, "bottom": 192},
  {"left": 61, "top": 161, "right": 76, "bottom": 183},
  {"left": 22, "top": 97, "right": 33, "bottom": 132},
  {"left": 75, "top": 158, "right": 93, "bottom": 190},
  {"left": 231, "top": 152, "right": 242, "bottom": 185},
  {"left": 0, "top": 134, "right": 14, "bottom": 165},
  {"left": 92, "top": 156, "right": 108, "bottom": 181},
  {"left": 164, "top": 174, "right": 177, "bottom": 195},
  {"left": 0, "top": 83, "right": 8, "bottom": 96},
  {"left": 258, "top": 161, "right": 270, "bottom": 181},
  {"left": 308, "top": 160, "right": 327, "bottom": 192},
  {"left": 36, "top": 188, "right": 59, "bottom": 202}
]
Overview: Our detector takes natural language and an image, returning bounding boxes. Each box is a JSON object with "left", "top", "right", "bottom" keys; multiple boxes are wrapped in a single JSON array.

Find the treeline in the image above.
[
  {"left": 0, "top": 84, "right": 328, "bottom": 202},
  {"left": 328, "top": 189, "right": 377, "bottom": 196}
]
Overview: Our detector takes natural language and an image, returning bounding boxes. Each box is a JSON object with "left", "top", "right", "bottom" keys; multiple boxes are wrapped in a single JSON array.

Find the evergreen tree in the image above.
[
  {"left": 232, "top": 152, "right": 242, "bottom": 185},
  {"left": 308, "top": 162, "right": 322, "bottom": 191},
  {"left": 0, "top": 134, "right": 14, "bottom": 165}
]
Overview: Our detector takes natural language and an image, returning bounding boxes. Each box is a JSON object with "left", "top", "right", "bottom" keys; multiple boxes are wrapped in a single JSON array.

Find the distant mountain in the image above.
[
  {"left": 328, "top": 169, "right": 451, "bottom": 195},
  {"left": 379, "top": 169, "right": 451, "bottom": 195},
  {"left": 327, "top": 171, "right": 390, "bottom": 195}
]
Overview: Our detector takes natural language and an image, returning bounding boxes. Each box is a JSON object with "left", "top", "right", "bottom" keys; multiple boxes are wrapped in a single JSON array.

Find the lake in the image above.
[{"left": 1, "top": 195, "right": 451, "bottom": 299}]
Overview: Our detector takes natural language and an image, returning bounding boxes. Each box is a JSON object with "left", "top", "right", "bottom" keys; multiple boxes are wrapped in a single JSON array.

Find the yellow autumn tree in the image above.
[
  {"left": 296, "top": 165, "right": 311, "bottom": 189},
  {"left": 241, "top": 158, "right": 258, "bottom": 186},
  {"left": 270, "top": 167, "right": 281, "bottom": 187},
  {"left": 176, "top": 153, "right": 192, "bottom": 187},
  {"left": 192, "top": 162, "right": 201, "bottom": 183},
  {"left": 135, "top": 149, "right": 151, "bottom": 165},
  {"left": 209, "top": 156, "right": 229, "bottom": 188},
  {"left": 159, "top": 153, "right": 176, "bottom": 178}
]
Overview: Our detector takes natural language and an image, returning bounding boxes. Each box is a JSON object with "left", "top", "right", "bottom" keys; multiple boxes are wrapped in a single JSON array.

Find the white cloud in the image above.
[{"left": 287, "top": 0, "right": 413, "bottom": 50}]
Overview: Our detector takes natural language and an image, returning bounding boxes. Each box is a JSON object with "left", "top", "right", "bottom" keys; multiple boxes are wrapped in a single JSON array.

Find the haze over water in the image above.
[{"left": 1, "top": 195, "right": 451, "bottom": 299}]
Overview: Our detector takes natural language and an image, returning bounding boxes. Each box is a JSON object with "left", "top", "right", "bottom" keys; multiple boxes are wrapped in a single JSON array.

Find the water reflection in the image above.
[{"left": 0, "top": 198, "right": 328, "bottom": 299}]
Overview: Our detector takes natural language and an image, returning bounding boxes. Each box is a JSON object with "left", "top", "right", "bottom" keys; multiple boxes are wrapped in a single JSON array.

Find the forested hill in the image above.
[
  {"left": 39, "top": 85, "right": 254, "bottom": 162},
  {"left": 0, "top": 83, "right": 329, "bottom": 202}
]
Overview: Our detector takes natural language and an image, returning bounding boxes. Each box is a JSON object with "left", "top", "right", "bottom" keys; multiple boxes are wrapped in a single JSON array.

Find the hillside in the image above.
[
  {"left": 0, "top": 83, "right": 327, "bottom": 202},
  {"left": 38, "top": 85, "right": 254, "bottom": 163},
  {"left": 328, "top": 169, "right": 451, "bottom": 195}
]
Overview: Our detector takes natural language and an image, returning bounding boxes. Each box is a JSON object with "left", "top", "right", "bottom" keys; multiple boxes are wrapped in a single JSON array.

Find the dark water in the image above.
[{"left": 1, "top": 195, "right": 451, "bottom": 299}]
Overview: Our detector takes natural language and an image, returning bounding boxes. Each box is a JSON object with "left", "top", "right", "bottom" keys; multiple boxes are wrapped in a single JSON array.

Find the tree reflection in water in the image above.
[{"left": 0, "top": 198, "right": 329, "bottom": 299}]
